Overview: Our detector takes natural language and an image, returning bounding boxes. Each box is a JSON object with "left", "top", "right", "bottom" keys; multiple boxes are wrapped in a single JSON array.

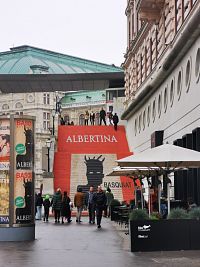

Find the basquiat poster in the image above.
[
  {"left": 13, "top": 119, "right": 34, "bottom": 224},
  {"left": 70, "top": 154, "right": 126, "bottom": 201},
  {"left": 0, "top": 119, "right": 10, "bottom": 224},
  {"left": 54, "top": 126, "right": 134, "bottom": 203}
]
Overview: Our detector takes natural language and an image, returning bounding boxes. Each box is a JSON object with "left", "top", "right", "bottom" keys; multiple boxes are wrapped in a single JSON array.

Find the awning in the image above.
[{"left": 0, "top": 72, "right": 124, "bottom": 93}]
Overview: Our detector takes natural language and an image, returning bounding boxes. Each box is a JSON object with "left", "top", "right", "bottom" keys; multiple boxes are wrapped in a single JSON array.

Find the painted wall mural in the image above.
[{"left": 54, "top": 126, "right": 134, "bottom": 203}]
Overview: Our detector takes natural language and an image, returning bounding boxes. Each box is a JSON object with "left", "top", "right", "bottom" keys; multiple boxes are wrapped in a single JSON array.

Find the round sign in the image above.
[
  {"left": 15, "top": 144, "right": 26, "bottom": 154},
  {"left": 15, "top": 196, "right": 24, "bottom": 207}
]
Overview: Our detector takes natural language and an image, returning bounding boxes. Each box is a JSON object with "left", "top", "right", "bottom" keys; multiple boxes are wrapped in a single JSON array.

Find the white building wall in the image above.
[{"left": 126, "top": 36, "right": 200, "bottom": 153}]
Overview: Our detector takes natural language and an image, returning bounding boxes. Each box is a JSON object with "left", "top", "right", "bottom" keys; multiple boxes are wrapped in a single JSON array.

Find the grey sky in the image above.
[{"left": 1, "top": 0, "right": 127, "bottom": 67}]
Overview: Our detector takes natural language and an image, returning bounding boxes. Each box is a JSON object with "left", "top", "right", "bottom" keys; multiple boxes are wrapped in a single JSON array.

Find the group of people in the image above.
[
  {"left": 74, "top": 185, "right": 113, "bottom": 228},
  {"left": 35, "top": 186, "right": 114, "bottom": 229},
  {"left": 60, "top": 117, "right": 74, "bottom": 126},
  {"left": 59, "top": 108, "right": 120, "bottom": 130},
  {"left": 35, "top": 190, "right": 72, "bottom": 224},
  {"left": 84, "top": 108, "right": 119, "bottom": 130}
]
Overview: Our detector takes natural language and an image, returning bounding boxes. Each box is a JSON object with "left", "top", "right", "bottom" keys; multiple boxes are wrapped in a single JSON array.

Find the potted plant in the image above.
[
  {"left": 188, "top": 207, "right": 200, "bottom": 249},
  {"left": 129, "top": 208, "right": 193, "bottom": 252}
]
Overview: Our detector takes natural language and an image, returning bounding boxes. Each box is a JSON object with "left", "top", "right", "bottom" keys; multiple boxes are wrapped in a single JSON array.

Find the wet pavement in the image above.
[{"left": 0, "top": 217, "right": 200, "bottom": 267}]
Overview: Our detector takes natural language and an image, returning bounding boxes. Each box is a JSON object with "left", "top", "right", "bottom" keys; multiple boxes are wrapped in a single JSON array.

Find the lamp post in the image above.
[
  {"left": 46, "top": 140, "right": 52, "bottom": 172},
  {"left": 52, "top": 109, "right": 56, "bottom": 136}
]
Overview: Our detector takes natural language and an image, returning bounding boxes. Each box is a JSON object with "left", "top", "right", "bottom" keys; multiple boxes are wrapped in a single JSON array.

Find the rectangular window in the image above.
[
  {"left": 43, "top": 94, "right": 50, "bottom": 105},
  {"left": 43, "top": 112, "right": 50, "bottom": 130}
]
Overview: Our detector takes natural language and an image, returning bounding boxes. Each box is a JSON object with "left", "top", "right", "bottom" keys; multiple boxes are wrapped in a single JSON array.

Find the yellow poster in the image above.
[{"left": 14, "top": 119, "right": 34, "bottom": 224}]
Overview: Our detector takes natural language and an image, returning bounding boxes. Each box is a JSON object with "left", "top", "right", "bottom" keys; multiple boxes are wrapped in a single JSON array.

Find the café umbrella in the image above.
[
  {"left": 117, "top": 144, "right": 200, "bottom": 214},
  {"left": 106, "top": 166, "right": 163, "bottom": 216}
]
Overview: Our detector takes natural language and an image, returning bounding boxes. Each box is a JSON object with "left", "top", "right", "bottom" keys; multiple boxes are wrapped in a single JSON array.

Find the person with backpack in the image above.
[{"left": 51, "top": 188, "right": 62, "bottom": 223}]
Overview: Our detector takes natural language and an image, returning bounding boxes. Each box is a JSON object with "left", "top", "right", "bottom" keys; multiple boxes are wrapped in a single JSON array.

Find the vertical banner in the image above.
[
  {"left": 0, "top": 119, "right": 10, "bottom": 224},
  {"left": 13, "top": 118, "right": 34, "bottom": 224}
]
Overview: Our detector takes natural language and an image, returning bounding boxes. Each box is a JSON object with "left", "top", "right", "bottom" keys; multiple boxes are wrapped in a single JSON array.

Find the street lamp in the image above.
[
  {"left": 46, "top": 140, "right": 52, "bottom": 172},
  {"left": 52, "top": 109, "right": 56, "bottom": 136}
]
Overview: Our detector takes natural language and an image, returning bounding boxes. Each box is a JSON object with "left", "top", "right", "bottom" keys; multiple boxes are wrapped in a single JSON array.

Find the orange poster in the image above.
[{"left": 13, "top": 119, "right": 34, "bottom": 224}]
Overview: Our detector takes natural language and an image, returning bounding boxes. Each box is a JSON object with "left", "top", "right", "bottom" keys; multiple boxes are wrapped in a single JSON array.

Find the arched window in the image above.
[
  {"left": 64, "top": 115, "right": 70, "bottom": 125},
  {"left": 79, "top": 114, "right": 85, "bottom": 125},
  {"left": 2, "top": 104, "right": 9, "bottom": 110},
  {"left": 15, "top": 102, "right": 23, "bottom": 109},
  {"left": 95, "top": 112, "right": 100, "bottom": 125}
]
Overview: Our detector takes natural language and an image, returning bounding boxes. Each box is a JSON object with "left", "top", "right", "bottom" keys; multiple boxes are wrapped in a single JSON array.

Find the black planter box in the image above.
[{"left": 130, "top": 219, "right": 200, "bottom": 252}]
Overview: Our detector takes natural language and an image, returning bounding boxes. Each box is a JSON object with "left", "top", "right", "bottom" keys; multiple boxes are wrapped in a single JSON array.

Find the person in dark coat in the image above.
[
  {"left": 60, "top": 117, "right": 65, "bottom": 125},
  {"left": 104, "top": 187, "right": 114, "bottom": 217},
  {"left": 99, "top": 108, "right": 107, "bottom": 125},
  {"left": 43, "top": 194, "right": 51, "bottom": 222},
  {"left": 36, "top": 193, "right": 43, "bottom": 220},
  {"left": 93, "top": 185, "right": 107, "bottom": 228},
  {"left": 52, "top": 188, "right": 62, "bottom": 223},
  {"left": 61, "top": 191, "right": 72, "bottom": 224},
  {"left": 113, "top": 113, "right": 119, "bottom": 131},
  {"left": 90, "top": 111, "right": 95, "bottom": 125},
  {"left": 85, "top": 186, "right": 95, "bottom": 224}
]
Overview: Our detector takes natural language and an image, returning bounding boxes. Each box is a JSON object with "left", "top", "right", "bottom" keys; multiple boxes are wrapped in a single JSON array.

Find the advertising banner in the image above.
[
  {"left": 0, "top": 119, "right": 10, "bottom": 224},
  {"left": 54, "top": 126, "right": 134, "bottom": 203},
  {"left": 13, "top": 119, "right": 34, "bottom": 224}
]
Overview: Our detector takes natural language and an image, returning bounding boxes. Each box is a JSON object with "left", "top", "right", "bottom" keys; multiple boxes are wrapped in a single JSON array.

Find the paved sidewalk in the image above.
[{"left": 0, "top": 218, "right": 200, "bottom": 267}]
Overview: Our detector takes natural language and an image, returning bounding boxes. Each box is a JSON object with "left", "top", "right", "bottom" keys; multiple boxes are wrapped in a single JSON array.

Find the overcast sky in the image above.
[{"left": 1, "top": 0, "right": 127, "bottom": 67}]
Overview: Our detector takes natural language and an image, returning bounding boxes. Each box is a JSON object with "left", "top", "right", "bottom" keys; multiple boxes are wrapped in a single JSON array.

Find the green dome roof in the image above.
[{"left": 0, "top": 45, "right": 122, "bottom": 74}]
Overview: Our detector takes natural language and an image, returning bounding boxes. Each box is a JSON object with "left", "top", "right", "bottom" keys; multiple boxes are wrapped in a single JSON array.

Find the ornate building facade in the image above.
[
  {"left": 122, "top": 1, "right": 200, "bottom": 204},
  {"left": 123, "top": 0, "right": 200, "bottom": 151}
]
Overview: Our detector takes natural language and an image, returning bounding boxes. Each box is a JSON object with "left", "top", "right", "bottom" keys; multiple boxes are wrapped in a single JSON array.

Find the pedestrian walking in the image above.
[
  {"left": 85, "top": 186, "right": 95, "bottom": 224},
  {"left": 36, "top": 193, "right": 43, "bottom": 220},
  {"left": 84, "top": 111, "right": 89, "bottom": 125},
  {"left": 90, "top": 111, "right": 95, "bottom": 125},
  {"left": 93, "top": 185, "right": 107, "bottom": 228},
  {"left": 105, "top": 187, "right": 114, "bottom": 217},
  {"left": 99, "top": 108, "right": 107, "bottom": 125},
  {"left": 113, "top": 113, "right": 119, "bottom": 131},
  {"left": 74, "top": 187, "right": 85, "bottom": 223},
  {"left": 61, "top": 191, "right": 72, "bottom": 224},
  {"left": 43, "top": 194, "right": 51, "bottom": 222},
  {"left": 52, "top": 188, "right": 62, "bottom": 223},
  {"left": 108, "top": 112, "right": 113, "bottom": 125}
]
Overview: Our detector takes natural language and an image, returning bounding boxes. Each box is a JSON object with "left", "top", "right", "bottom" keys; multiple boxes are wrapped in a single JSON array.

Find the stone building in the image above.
[
  {"left": 122, "top": 1, "right": 200, "bottom": 203},
  {"left": 0, "top": 45, "right": 123, "bottom": 191}
]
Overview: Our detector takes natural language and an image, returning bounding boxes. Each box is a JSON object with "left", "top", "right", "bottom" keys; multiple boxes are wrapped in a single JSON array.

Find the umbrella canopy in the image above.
[
  {"left": 106, "top": 166, "right": 162, "bottom": 177},
  {"left": 117, "top": 144, "right": 200, "bottom": 168}
]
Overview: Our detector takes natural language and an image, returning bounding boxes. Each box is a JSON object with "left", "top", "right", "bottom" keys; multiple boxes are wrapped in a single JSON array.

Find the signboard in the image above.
[
  {"left": 13, "top": 119, "right": 34, "bottom": 224},
  {"left": 0, "top": 119, "right": 10, "bottom": 224}
]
